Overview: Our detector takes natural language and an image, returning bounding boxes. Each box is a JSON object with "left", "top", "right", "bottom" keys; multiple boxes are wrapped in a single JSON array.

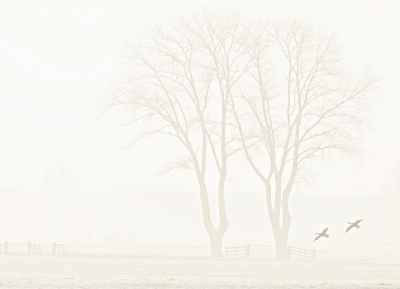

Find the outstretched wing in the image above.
[
  {"left": 322, "top": 228, "right": 328, "bottom": 234},
  {"left": 313, "top": 234, "right": 321, "bottom": 242},
  {"left": 355, "top": 219, "right": 363, "bottom": 224},
  {"left": 346, "top": 224, "right": 352, "bottom": 233}
]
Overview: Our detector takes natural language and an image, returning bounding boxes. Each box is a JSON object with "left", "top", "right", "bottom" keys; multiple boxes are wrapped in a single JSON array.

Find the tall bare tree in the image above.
[
  {"left": 231, "top": 21, "right": 377, "bottom": 259},
  {"left": 113, "top": 11, "right": 246, "bottom": 256}
]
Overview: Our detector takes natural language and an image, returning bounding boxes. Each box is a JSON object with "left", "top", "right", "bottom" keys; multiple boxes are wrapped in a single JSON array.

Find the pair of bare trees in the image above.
[{"left": 113, "top": 10, "right": 376, "bottom": 258}]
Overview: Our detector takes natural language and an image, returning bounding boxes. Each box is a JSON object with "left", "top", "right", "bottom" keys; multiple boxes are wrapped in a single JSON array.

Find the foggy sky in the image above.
[{"left": 1, "top": 0, "right": 399, "bottom": 196}]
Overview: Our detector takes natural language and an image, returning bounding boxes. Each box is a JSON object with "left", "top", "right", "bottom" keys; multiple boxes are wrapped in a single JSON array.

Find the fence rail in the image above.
[
  {"left": 225, "top": 246, "right": 249, "bottom": 258},
  {"left": 28, "top": 242, "right": 42, "bottom": 255},
  {"left": 0, "top": 242, "right": 8, "bottom": 254},
  {"left": 288, "top": 246, "right": 316, "bottom": 261},
  {"left": 225, "top": 245, "right": 274, "bottom": 259},
  {"left": 225, "top": 245, "right": 315, "bottom": 261},
  {"left": 250, "top": 245, "right": 274, "bottom": 259},
  {"left": 52, "top": 243, "right": 66, "bottom": 256}
]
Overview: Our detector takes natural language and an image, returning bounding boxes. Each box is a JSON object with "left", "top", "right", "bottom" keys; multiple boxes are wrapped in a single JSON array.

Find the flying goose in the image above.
[
  {"left": 346, "top": 219, "right": 363, "bottom": 233},
  {"left": 313, "top": 227, "right": 329, "bottom": 242}
]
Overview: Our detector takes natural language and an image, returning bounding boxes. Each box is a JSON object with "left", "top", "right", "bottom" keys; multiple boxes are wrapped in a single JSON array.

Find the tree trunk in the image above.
[
  {"left": 204, "top": 220, "right": 228, "bottom": 257},
  {"left": 270, "top": 214, "right": 291, "bottom": 260},
  {"left": 198, "top": 176, "right": 229, "bottom": 257},
  {"left": 266, "top": 178, "right": 292, "bottom": 260},
  {"left": 274, "top": 230, "right": 290, "bottom": 259},
  {"left": 209, "top": 230, "right": 224, "bottom": 257}
]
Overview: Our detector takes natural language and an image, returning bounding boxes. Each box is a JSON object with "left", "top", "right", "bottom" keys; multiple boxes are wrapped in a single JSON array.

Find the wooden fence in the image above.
[
  {"left": 288, "top": 246, "right": 316, "bottom": 261},
  {"left": 28, "top": 242, "right": 42, "bottom": 255},
  {"left": 250, "top": 245, "right": 274, "bottom": 259},
  {"left": 52, "top": 243, "right": 65, "bottom": 256},
  {"left": 225, "top": 246, "right": 249, "bottom": 258},
  {"left": 225, "top": 245, "right": 274, "bottom": 259},
  {"left": 225, "top": 245, "right": 315, "bottom": 261},
  {"left": 0, "top": 241, "right": 8, "bottom": 254}
]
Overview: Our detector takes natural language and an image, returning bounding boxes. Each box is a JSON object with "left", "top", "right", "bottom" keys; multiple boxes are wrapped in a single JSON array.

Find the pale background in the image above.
[{"left": 0, "top": 0, "right": 399, "bottom": 245}]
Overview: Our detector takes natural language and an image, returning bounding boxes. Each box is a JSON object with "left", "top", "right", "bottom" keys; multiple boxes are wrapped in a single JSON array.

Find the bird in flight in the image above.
[
  {"left": 313, "top": 228, "right": 329, "bottom": 242},
  {"left": 346, "top": 219, "right": 363, "bottom": 233}
]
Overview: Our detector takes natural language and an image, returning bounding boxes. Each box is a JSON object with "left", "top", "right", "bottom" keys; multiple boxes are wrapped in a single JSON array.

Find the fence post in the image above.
[
  {"left": 246, "top": 245, "right": 250, "bottom": 258},
  {"left": 288, "top": 246, "right": 291, "bottom": 259},
  {"left": 28, "top": 242, "right": 31, "bottom": 255},
  {"left": 4, "top": 242, "right": 8, "bottom": 254},
  {"left": 52, "top": 243, "right": 56, "bottom": 255}
]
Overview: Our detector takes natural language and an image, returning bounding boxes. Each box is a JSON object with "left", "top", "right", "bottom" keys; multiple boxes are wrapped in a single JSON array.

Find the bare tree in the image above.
[
  {"left": 231, "top": 21, "right": 377, "bottom": 259},
  {"left": 113, "top": 11, "right": 247, "bottom": 256}
]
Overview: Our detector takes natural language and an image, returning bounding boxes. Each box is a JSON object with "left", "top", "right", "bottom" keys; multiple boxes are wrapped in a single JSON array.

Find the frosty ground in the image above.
[{"left": 1, "top": 245, "right": 399, "bottom": 288}]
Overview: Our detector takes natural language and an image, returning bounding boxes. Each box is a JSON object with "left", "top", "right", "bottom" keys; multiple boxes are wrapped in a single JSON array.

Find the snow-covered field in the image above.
[{"left": 1, "top": 245, "right": 399, "bottom": 288}]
